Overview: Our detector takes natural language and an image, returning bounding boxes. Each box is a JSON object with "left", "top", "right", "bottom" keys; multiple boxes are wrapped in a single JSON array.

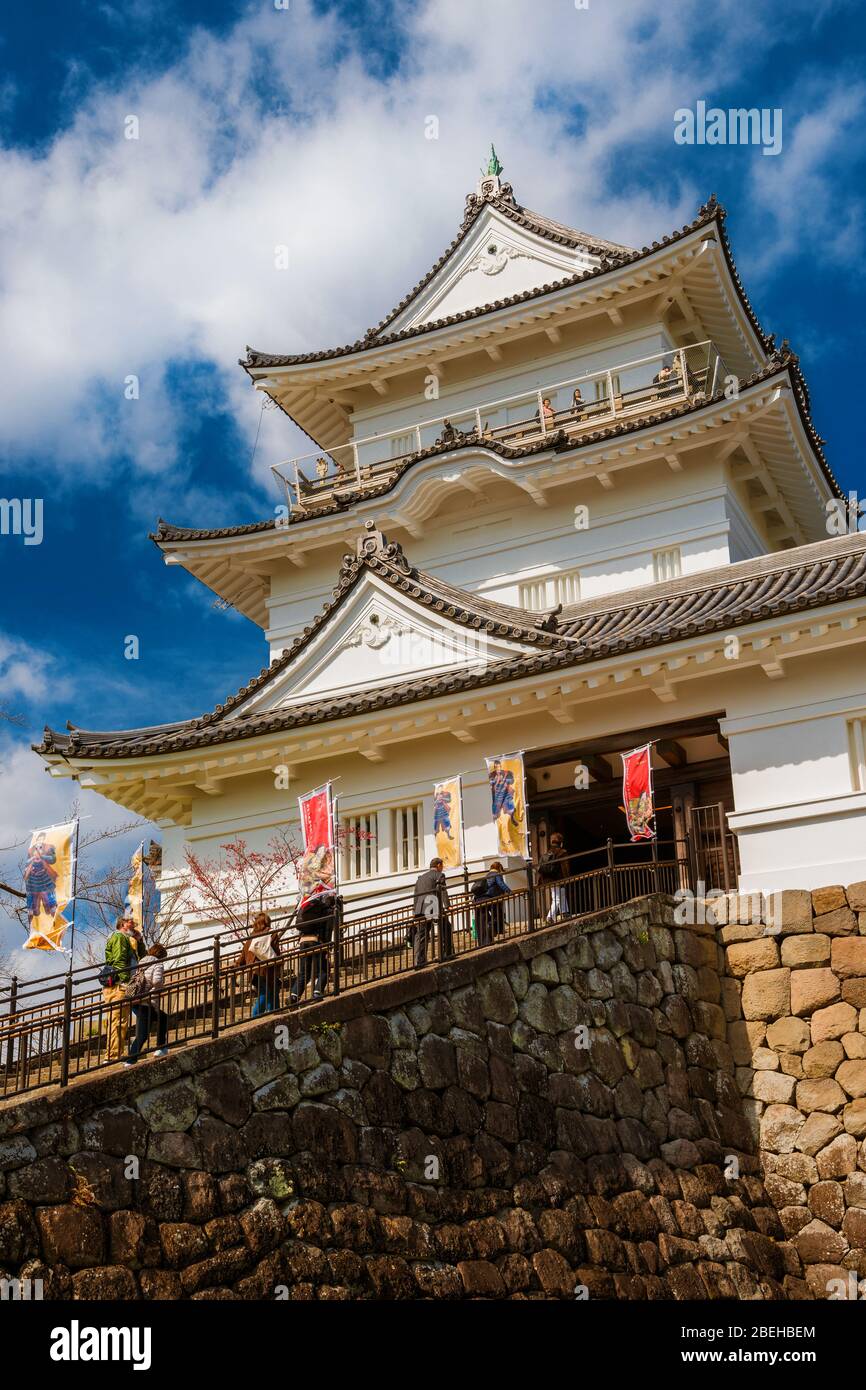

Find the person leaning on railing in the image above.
[
  {"left": 289, "top": 892, "right": 335, "bottom": 1004},
  {"left": 122, "top": 942, "right": 169, "bottom": 1066},
  {"left": 99, "top": 915, "right": 143, "bottom": 1061},
  {"left": 471, "top": 860, "right": 510, "bottom": 946},
  {"left": 241, "top": 912, "right": 283, "bottom": 1016},
  {"left": 539, "top": 833, "right": 570, "bottom": 924}
]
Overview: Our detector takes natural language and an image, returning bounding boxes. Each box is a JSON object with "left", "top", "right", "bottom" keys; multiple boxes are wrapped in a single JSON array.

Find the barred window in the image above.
[
  {"left": 390, "top": 431, "right": 416, "bottom": 459},
  {"left": 341, "top": 812, "right": 376, "bottom": 881},
  {"left": 519, "top": 568, "right": 581, "bottom": 612},
  {"left": 392, "top": 803, "right": 422, "bottom": 873},
  {"left": 848, "top": 718, "right": 866, "bottom": 791},
  {"left": 653, "top": 546, "right": 682, "bottom": 583}
]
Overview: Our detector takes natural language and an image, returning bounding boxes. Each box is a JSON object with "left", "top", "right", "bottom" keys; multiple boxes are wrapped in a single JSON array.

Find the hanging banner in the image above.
[
  {"left": 432, "top": 776, "right": 464, "bottom": 869},
  {"left": 298, "top": 783, "right": 336, "bottom": 905},
  {"left": 621, "top": 744, "right": 656, "bottom": 841},
  {"left": 485, "top": 752, "right": 528, "bottom": 857},
  {"left": 23, "top": 820, "right": 77, "bottom": 952},
  {"left": 126, "top": 841, "right": 159, "bottom": 933},
  {"left": 126, "top": 842, "right": 146, "bottom": 930}
]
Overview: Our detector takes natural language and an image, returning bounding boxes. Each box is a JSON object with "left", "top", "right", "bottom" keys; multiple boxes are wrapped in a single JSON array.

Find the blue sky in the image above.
[{"left": 1, "top": 0, "right": 865, "bottom": 960}]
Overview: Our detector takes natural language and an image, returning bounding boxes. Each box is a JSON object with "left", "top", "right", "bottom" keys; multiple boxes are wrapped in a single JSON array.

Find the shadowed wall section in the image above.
[{"left": 0, "top": 897, "right": 794, "bottom": 1300}]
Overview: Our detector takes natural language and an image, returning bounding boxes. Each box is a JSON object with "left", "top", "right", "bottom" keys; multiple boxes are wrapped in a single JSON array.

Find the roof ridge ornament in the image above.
[
  {"left": 463, "top": 144, "right": 516, "bottom": 223},
  {"left": 356, "top": 519, "right": 412, "bottom": 573}
]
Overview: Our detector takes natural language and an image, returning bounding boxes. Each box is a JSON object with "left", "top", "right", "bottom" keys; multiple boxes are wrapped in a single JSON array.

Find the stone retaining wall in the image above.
[
  {"left": 0, "top": 897, "right": 787, "bottom": 1301},
  {"left": 717, "top": 881, "right": 866, "bottom": 1298}
]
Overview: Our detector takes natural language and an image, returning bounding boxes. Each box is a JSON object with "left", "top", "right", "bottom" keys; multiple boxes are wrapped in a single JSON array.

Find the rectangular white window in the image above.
[
  {"left": 848, "top": 718, "right": 866, "bottom": 791},
  {"left": 653, "top": 547, "right": 682, "bottom": 583},
  {"left": 594, "top": 373, "right": 621, "bottom": 402},
  {"left": 392, "top": 803, "right": 422, "bottom": 873},
  {"left": 519, "top": 569, "right": 581, "bottom": 611},
  {"left": 341, "top": 812, "right": 376, "bottom": 881},
  {"left": 390, "top": 431, "right": 416, "bottom": 459}
]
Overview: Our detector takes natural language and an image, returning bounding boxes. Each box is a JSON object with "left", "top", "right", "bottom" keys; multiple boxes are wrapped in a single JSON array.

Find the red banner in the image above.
[
  {"left": 621, "top": 744, "right": 655, "bottom": 841},
  {"left": 298, "top": 784, "right": 335, "bottom": 904}
]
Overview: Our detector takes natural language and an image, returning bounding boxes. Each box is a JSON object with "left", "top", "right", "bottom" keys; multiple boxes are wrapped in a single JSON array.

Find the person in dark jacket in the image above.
[
  {"left": 473, "top": 861, "right": 510, "bottom": 945},
  {"left": 541, "top": 833, "right": 570, "bottom": 923},
  {"left": 412, "top": 859, "right": 452, "bottom": 968},
  {"left": 289, "top": 893, "right": 335, "bottom": 1003}
]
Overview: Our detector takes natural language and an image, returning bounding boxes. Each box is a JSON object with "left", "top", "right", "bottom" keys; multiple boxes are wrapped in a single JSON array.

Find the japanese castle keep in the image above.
[{"left": 36, "top": 158, "right": 866, "bottom": 932}]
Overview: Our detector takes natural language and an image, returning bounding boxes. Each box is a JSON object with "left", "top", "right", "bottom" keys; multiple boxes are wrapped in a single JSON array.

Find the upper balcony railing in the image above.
[{"left": 271, "top": 340, "right": 728, "bottom": 513}]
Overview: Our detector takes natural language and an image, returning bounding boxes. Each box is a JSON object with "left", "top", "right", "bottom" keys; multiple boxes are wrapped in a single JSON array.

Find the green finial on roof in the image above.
[{"left": 486, "top": 144, "right": 503, "bottom": 177}]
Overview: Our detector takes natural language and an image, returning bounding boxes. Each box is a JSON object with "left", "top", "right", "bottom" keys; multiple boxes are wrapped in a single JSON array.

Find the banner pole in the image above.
[{"left": 66, "top": 818, "right": 82, "bottom": 961}]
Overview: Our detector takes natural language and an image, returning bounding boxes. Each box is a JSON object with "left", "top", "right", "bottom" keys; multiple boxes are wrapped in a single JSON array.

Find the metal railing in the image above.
[
  {"left": 0, "top": 836, "right": 695, "bottom": 1100},
  {"left": 271, "top": 340, "right": 727, "bottom": 512}
]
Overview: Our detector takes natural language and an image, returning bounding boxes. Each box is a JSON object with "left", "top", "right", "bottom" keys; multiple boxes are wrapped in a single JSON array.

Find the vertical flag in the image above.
[
  {"left": 23, "top": 820, "right": 78, "bottom": 952},
  {"left": 621, "top": 744, "right": 656, "bottom": 840},
  {"left": 298, "top": 783, "right": 335, "bottom": 905},
  {"left": 126, "top": 842, "right": 146, "bottom": 930},
  {"left": 432, "top": 776, "right": 464, "bottom": 869},
  {"left": 485, "top": 752, "right": 528, "bottom": 857}
]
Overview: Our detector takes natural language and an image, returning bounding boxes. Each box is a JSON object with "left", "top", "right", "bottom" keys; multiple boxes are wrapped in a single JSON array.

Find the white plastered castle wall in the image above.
[
  {"left": 265, "top": 455, "right": 765, "bottom": 656},
  {"left": 157, "top": 637, "right": 866, "bottom": 948}
]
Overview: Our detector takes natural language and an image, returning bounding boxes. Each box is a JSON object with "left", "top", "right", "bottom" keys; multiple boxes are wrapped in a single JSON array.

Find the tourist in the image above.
[
  {"left": 122, "top": 942, "right": 169, "bottom": 1065},
  {"left": 241, "top": 912, "right": 283, "bottom": 1015},
  {"left": 412, "top": 858, "right": 452, "bottom": 967},
  {"left": 540, "top": 832, "right": 570, "bottom": 923},
  {"left": 289, "top": 892, "right": 335, "bottom": 1004},
  {"left": 535, "top": 396, "right": 556, "bottom": 431},
  {"left": 653, "top": 361, "right": 676, "bottom": 395},
  {"left": 101, "top": 915, "right": 143, "bottom": 1061},
  {"left": 471, "top": 860, "right": 510, "bottom": 945},
  {"left": 571, "top": 386, "right": 585, "bottom": 420}
]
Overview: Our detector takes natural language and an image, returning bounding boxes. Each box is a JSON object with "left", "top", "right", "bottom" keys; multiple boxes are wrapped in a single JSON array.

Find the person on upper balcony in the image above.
[
  {"left": 653, "top": 361, "right": 677, "bottom": 396},
  {"left": 535, "top": 397, "right": 556, "bottom": 431},
  {"left": 570, "top": 386, "right": 585, "bottom": 420}
]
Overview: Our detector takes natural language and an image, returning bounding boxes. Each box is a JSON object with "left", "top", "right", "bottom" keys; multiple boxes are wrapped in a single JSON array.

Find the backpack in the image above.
[
  {"left": 124, "top": 968, "right": 151, "bottom": 1001},
  {"left": 471, "top": 879, "right": 490, "bottom": 901}
]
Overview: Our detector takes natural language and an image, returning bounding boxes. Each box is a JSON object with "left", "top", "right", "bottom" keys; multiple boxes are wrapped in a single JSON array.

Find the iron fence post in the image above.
[
  {"left": 436, "top": 883, "right": 446, "bottom": 962},
  {"left": 651, "top": 834, "right": 660, "bottom": 894},
  {"left": 526, "top": 859, "right": 538, "bottom": 932},
  {"left": 332, "top": 898, "right": 343, "bottom": 997},
  {"left": 718, "top": 801, "right": 732, "bottom": 892},
  {"left": 5, "top": 975, "right": 17, "bottom": 1073},
  {"left": 606, "top": 838, "right": 616, "bottom": 907},
  {"left": 211, "top": 937, "right": 220, "bottom": 1039},
  {"left": 59, "top": 970, "right": 73, "bottom": 1087}
]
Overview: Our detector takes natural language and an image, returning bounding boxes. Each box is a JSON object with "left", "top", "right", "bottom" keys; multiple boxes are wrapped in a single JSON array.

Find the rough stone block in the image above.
[
  {"left": 832, "top": 938, "right": 866, "bottom": 979},
  {"left": 791, "top": 969, "right": 840, "bottom": 1016},
  {"left": 725, "top": 938, "right": 780, "bottom": 977},
  {"left": 802, "top": 1041, "right": 845, "bottom": 1077},
  {"left": 795, "top": 1078, "right": 847, "bottom": 1114},
  {"left": 781, "top": 935, "right": 831, "bottom": 968},
  {"left": 765, "top": 1016, "right": 809, "bottom": 1054},
  {"left": 813, "top": 907, "right": 857, "bottom": 937},
  {"left": 741, "top": 968, "right": 790, "bottom": 1021},
  {"left": 811, "top": 1002, "right": 858, "bottom": 1044}
]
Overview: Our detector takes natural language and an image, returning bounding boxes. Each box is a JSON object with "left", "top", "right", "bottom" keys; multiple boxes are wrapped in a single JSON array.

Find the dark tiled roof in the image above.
[
  {"left": 151, "top": 351, "right": 841, "bottom": 546},
  {"left": 240, "top": 195, "right": 724, "bottom": 371},
  {"left": 37, "top": 530, "right": 866, "bottom": 762}
]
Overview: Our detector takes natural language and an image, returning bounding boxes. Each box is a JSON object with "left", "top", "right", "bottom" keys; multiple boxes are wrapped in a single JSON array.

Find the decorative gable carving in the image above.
[
  {"left": 229, "top": 570, "right": 538, "bottom": 715},
  {"left": 389, "top": 206, "right": 596, "bottom": 335}
]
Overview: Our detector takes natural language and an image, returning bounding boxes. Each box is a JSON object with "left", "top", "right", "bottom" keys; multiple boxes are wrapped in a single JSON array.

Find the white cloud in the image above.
[
  {"left": 0, "top": 632, "right": 54, "bottom": 705},
  {"left": 0, "top": 0, "right": 860, "bottom": 501}
]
